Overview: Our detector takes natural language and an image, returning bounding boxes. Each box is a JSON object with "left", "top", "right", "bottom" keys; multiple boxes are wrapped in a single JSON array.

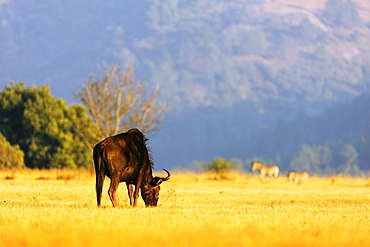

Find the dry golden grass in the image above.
[{"left": 0, "top": 170, "right": 369, "bottom": 247}]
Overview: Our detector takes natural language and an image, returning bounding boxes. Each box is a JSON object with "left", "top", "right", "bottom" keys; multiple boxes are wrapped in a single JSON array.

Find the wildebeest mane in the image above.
[
  {"left": 128, "top": 128, "right": 154, "bottom": 170},
  {"left": 142, "top": 133, "right": 154, "bottom": 170}
]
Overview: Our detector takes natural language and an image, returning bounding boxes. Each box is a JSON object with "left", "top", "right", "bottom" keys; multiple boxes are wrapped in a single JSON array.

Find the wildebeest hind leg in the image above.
[{"left": 108, "top": 177, "right": 120, "bottom": 207}]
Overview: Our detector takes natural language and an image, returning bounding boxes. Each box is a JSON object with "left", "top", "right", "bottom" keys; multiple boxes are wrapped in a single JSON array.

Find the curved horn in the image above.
[{"left": 161, "top": 169, "right": 171, "bottom": 181}]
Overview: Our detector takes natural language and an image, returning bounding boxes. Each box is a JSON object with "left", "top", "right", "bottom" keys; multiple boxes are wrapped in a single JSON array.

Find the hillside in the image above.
[
  {"left": 142, "top": 0, "right": 370, "bottom": 108},
  {"left": 1, "top": 0, "right": 369, "bottom": 109},
  {"left": 1, "top": 0, "right": 370, "bottom": 172}
]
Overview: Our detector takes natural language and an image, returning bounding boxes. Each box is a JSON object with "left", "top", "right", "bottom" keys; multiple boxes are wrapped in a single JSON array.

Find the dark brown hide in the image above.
[{"left": 93, "top": 128, "right": 170, "bottom": 207}]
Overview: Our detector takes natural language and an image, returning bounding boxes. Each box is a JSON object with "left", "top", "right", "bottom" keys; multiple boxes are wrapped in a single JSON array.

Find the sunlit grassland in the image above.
[{"left": 0, "top": 170, "right": 369, "bottom": 247}]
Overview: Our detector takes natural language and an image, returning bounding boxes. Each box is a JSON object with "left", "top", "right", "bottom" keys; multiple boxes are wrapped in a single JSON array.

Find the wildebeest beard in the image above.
[
  {"left": 140, "top": 170, "right": 170, "bottom": 207},
  {"left": 141, "top": 185, "right": 161, "bottom": 207}
]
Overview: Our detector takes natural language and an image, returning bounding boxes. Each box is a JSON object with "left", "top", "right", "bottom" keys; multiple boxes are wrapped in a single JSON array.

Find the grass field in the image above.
[{"left": 0, "top": 169, "right": 369, "bottom": 247}]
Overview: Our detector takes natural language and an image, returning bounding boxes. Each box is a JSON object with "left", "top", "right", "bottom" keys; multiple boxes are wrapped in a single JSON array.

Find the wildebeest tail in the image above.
[{"left": 93, "top": 144, "right": 105, "bottom": 206}]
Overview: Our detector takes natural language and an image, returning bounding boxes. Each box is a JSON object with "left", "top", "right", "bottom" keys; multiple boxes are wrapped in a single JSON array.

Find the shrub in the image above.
[
  {"left": 202, "top": 157, "right": 234, "bottom": 179},
  {"left": 0, "top": 132, "right": 25, "bottom": 169}
]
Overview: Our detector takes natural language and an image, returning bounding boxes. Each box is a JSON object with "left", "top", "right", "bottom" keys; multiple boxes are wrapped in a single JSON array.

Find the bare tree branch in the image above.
[{"left": 77, "top": 64, "right": 168, "bottom": 140}]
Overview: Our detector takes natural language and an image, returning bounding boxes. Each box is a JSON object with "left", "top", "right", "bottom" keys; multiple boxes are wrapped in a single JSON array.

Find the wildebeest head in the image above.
[{"left": 141, "top": 169, "right": 171, "bottom": 207}]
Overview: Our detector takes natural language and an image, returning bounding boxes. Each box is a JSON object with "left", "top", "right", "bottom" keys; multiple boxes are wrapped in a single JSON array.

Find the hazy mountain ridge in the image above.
[
  {"left": 138, "top": 0, "right": 370, "bottom": 108},
  {"left": 1, "top": 0, "right": 370, "bottom": 170},
  {"left": 1, "top": 0, "right": 369, "bottom": 110}
]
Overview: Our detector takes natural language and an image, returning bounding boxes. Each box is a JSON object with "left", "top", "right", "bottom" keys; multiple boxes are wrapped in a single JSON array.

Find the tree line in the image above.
[
  {"left": 0, "top": 65, "right": 167, "bottom": 169},
  {"left": 1, "top": 75, "right": 368, "bottom": 176},
  {"left": 183, "top": 93, "right": 370, "bottom": 176},
  {"left": 188, "top": 141, "right": 363, "bottom": 177},
  {"left": 243, "top": 93, "right": 370, "bottom": 175}
]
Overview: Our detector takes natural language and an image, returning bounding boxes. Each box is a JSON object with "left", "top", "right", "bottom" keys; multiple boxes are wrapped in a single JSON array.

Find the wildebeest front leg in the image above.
[
  {"left": 133, "top": 176, "right": 143, "bottom": 207},
  {"left": 108, "top": 177, "right": 120, "bottom": 207},
  {"left": 126, "top": 182, "right": 134, "bottom": 206}
]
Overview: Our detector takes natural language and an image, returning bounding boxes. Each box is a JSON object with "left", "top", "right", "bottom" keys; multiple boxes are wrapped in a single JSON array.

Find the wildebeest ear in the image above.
[
  {"left": 151, "top": 177, "right": 163, "bottom": 186},
  {"left": 156, "top": 178, "right": 163, "bottom": 186}
]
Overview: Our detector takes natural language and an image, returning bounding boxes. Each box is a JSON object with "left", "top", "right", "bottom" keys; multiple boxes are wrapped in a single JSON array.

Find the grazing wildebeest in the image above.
[
  {"left": 287, "top": 171, "right": 309, "bottom": 183},
  {"left": 250, "top": 161, "right": 280, "bottom": 178},
  {"left": 93, "top": 128, "right": 171, "bottom": 207}
]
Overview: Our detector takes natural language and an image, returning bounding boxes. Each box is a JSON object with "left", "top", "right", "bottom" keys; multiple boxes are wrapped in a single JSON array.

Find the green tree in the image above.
[
  {"left": 289, "top": 144, "right": 333, "bottom": 174},
  {"left": 0, "top": 82, "right": 95, "bottom": 169},
  {"left": 236, "top": 29, "right": 270, "bottom": 55},
  {"left": 0, "top": 132, "right": 25, "bottom": 169},
  {"left": 202, "top": 157, "right": 235, "bottom": 179},
  {"left": 324, "top": 0, "right": 362, "bottom": 27},
  {"left": 146, "top": 0, "right": 180, "bottom": 33},
  {"left": 293, "top": 18, "right": 322, "bottom": 44},
  {"left": 339, "top": 144, "right": 360, "bottom": 176}
]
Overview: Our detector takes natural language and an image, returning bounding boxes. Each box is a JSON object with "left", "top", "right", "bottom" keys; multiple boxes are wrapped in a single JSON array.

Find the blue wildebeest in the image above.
[{"left": 93, "top": 128, "right": 170, "bottom": 207}]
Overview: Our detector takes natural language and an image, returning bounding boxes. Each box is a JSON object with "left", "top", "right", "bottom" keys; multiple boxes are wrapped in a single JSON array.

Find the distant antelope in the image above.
[
  {"left": 287, "top": 171, "right": 309, "bottom": 183},
  {"left": 250, "top": 161, "right": 280, "bottom": 178}
]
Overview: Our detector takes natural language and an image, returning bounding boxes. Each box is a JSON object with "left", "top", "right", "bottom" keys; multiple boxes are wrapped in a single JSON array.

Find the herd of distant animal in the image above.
[
  {"left": 250, "top": 161, "right": 309, "bottom": 183},
  {"left": 93, "top": 128, "right": 309, "bottom": 208}
]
